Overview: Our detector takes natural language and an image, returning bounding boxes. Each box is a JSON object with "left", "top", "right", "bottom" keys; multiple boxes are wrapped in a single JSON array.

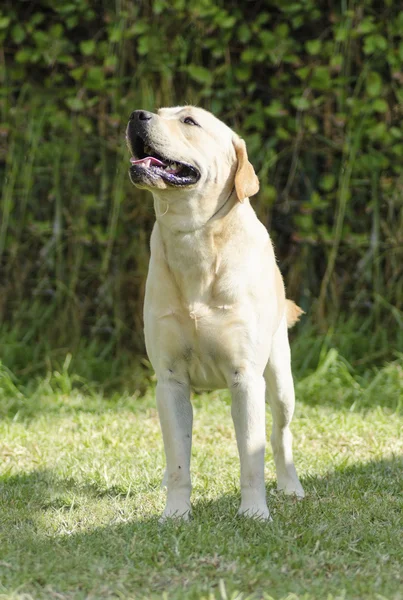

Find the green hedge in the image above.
[{"left": 0, "top": 0, "right": 402, "bottom": 356}]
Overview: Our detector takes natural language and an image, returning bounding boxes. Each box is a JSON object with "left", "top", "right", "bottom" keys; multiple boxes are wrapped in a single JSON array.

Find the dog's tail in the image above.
[{"left": 285, "top": 299, "right": 304, "bottom": 329}]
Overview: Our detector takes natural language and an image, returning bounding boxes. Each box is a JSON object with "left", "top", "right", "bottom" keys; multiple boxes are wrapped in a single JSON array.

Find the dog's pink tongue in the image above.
[{"left": 130, "top": 156, "right": 165, "bottom": 168}]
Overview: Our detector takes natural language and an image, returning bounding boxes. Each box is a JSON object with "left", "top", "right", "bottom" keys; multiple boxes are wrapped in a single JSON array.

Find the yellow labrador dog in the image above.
[{"left": 126, "top": 106, "right": 304, "bottom": 521}]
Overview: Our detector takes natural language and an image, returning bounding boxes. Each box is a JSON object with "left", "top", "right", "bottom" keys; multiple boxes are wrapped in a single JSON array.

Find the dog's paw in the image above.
[
  {"left": 237, "top": 504, "right": 272, "bottom": 521},
  {"left": 159, "top": 510, "right": 191, "bottom": 523},
  {"left": 277, "top": 478, "right": 305, "bottom": 499},
  {"left": 159, "top": 502, "right": 192, "bottom": 523}
]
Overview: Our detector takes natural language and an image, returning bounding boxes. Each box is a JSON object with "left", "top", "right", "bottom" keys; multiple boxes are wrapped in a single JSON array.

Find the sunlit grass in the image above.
[{"left": 0, "top": 345, "right": 402, "bottom": 599}]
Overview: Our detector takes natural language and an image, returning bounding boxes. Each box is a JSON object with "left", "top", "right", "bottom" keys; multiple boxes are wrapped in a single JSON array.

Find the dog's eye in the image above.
[{"left": 183, "top": 117, "right": 199, "bottom": 127}]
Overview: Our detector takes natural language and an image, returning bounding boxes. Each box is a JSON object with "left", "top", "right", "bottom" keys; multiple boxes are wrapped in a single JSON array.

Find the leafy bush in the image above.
[{"left": 0, "top": 0, "right": 402, "bottom": 358}]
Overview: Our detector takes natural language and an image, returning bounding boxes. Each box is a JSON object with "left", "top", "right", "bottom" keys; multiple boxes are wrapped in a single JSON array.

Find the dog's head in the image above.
[{"left": 126, "top": 106, "right": 259, "bottom": 204}]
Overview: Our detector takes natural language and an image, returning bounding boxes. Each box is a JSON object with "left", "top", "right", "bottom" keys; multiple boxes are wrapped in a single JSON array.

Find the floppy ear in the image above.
[{"left": 233, "top": 137, "right": 260, "bottom": 202}]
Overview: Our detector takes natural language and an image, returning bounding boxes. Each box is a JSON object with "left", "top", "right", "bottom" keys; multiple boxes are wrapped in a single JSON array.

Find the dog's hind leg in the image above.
[{"left": 264, "top": 316, "right": 304, "bottom": 497}]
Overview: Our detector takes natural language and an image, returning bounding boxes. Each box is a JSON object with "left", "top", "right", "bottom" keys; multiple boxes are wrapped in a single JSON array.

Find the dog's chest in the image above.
[
  {"left": 145, "top": 225, "right": 265, "bottom": 388},
  {"left": 166, "top": 301, "right": 254, "bottom": 389}
]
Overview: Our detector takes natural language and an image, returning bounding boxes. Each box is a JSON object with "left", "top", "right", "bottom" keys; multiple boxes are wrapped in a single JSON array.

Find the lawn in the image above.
[{"left": 0, "top": 350, "right": 402, "bottom": 600}]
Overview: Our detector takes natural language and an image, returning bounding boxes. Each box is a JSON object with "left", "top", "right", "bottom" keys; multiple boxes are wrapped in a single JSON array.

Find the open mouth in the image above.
[{"left": 128, "top": 134, "right": 200, "bottom": 187}]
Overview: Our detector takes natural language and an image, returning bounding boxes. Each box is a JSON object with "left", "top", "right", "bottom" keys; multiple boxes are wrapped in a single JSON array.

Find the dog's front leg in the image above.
[
  {"left": 230, "top": 372, "right": 270, "bottom": 520},
  {"left": 156, "top": 377, "right": 193, "bottom": 521}
]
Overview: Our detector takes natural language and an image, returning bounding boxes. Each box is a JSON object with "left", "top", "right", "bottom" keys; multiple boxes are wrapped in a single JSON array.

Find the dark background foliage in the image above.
[{"left": 0, "top": 0, "right": 402, "bottom": 366}]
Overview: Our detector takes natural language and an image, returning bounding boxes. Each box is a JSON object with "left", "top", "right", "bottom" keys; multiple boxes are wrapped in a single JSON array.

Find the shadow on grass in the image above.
[{"left": 1, "top": 457, "right": 402, "bottom": 598}]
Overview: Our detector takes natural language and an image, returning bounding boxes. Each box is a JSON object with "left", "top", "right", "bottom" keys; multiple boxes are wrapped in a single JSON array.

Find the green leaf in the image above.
[
  {"left": 276, "top": 126, "right": 291, "bottom": 140},
  {"left": 303, "top": 114, "right": 319, "bottom": 133},
  {"left": 105, "top": 55, "right": 118, "bottom": 70},
  {"left": 264, "top": 100, "right": 287, "bottom": 117},
  {"left": 11, "top": 24, "right": 25, "bottom": 43},
  {"left": 335, "top": 25, "right": 348, "bottom": 42},
  {"left": 274, "top": 23, "right": 289, "bottom": 38},
  {"left": 66, "top": 15, "right": 78, "bottom": 29},
  {"left": 238, "top": 24, "right": 251, "bottom": 43},
  {"left": 57, "top": 54, "right": 74, "bottom": 65},
  {"left": 49, "top": 24, "right": 64, "bottom": 38},
  {"left": 319, "top": 174, "right": 336, "bottom": 192},
  {"left": 366, "top": 71, "right": 382, "bottom": 97},
  {"left": 0, "top": 16, "right": 10, "bottom": 29},
  {"left": 364, "top": 34, "right": 387, "bottom": 55},
  {"left": 310, "top": 191, "right": 327, "bottom": 208},
  {"left": 234, "top": 66, "right": 250, "bottom": 82},
  {"left": 153, "top": 0, "right": 167, "bottom": 15},
  {"left": 291, "top": 96, "right": 311, "bottom": 111},
  {"left": 129, "top": 22, "right": 149, "bottom": 35},
  {"left": 137, "top": 36, "right": 150, "bottom": 56},
  {"left": 65, "top": 97, "right": 85, "bottom": 111},
  {"left": 109, "top": 26, "right": 123, "bottom": 43},
  {"left": 244, "top": 112, "right": 265, "bottom": 131},
  {"left": 305, "top": 39, "right": 322, "bottom": 55},
  {"left": 186, "top": 65, "right": 213, "bottom": 86},
  {"left": 29, "top": 12, "right": 45, "bottom": 27},
  {"left": 80, "top": 40, "right": 96, "bottom": 56},
  {"left": 261, "top": 184, "right": 277, "bottom": 205},
  {"left": 358, "top": 17, "right": 376, "bottom": 34},
  {"left": 372, "top": 98, "right": 388, "bottom": 113},
  {"left": 392, "top": 143, "right": 403, "bottom": 156},
  {"left": 390, "top": 127, "right": 402, "bottom": 139},
  {"left": 85, "top": 66, "right": 105, "bottom": 90},
  {"left": 330, "top": 54, "right": 343, "bottom": 69},
  {"left": 15, "top": 49, "right": 31, "bottom": 63},
  {"left": 311, "top": 66, "right": 331, "bottom": 90},
  {"left": 367, "top": 122, "right": 387, "bottom": 140},
  {"left": 218, "top": 15, "right": 236, "bottom": 29},
  {"left": 70, "top": 67, "right": 85, "bottom": 81},
  {"left": 296, "top": 66, "right": 310, "bottom": 80},
  {"left": 241, "top": 49, "right": 256, "bottom": 63}
]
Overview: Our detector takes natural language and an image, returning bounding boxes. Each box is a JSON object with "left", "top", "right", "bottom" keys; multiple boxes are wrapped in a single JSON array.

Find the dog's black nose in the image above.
[{"left": 129, "top": 110, "right": 153, "bottom": 122}]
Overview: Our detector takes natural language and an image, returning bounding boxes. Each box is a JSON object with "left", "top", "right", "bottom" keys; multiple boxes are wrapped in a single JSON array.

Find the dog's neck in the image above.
[
  {"left": 152, "top": 181, "right": 237, "bottom": 234},
  {"left": 152, "top": 186, "right": 245, "bottom": 308}
]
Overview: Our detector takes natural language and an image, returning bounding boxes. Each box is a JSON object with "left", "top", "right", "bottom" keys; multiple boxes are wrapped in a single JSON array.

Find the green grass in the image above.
[{"left": 0, "top": 349, "right": 402, "bottom": 600}]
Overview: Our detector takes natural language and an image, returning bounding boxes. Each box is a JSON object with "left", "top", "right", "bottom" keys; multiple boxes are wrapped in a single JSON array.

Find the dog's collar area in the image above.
[
  {"left": 159, "top": 187, "right": 237, "bottom": 235},
  {"left": 128, "top": 133, "right": 200, "bottom": 186},
  {"left": 207, "top": 186, "right": 236, "bottom": 224}
]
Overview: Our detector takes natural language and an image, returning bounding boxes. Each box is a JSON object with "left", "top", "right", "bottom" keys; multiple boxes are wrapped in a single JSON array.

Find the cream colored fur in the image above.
[{"left": 127, "top": 106, "right": 304, "bottom": 520}]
